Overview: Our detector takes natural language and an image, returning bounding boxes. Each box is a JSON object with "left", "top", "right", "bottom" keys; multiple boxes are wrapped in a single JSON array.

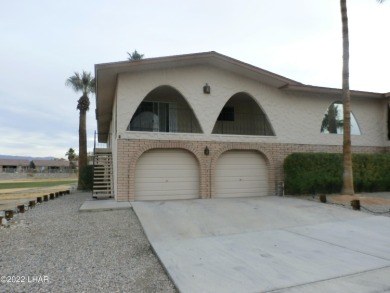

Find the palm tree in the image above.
[
  {"left": 127, "top": 50, "right": 144, "bottom": 61},
  {"left": 340, "top": 0, "right": 385, "bottom": 195},
  {"left": 65, "top": 147, "right": 77, "bottom": 170},
  {"left": 65, "top": 71, "right": 95, "bottom": 189},
  {"left": 340, "top": 0, "right": 354, "bottom": 195}
]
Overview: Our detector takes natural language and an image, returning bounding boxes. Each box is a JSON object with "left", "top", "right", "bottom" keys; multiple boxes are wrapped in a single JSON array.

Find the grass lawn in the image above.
[{"left": 0, "top": 180, "right": 77, "bottom": 190}]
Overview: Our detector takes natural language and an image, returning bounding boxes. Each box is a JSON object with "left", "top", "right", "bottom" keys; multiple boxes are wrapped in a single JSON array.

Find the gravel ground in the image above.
[{"left": 0, "top": 192, "right": 177, "bottom": 293}]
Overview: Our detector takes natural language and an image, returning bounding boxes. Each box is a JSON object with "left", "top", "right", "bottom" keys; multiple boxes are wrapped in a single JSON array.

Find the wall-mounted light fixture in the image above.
[
  {"left": 203, "top": 83, "right": 211, "bottom": 94},
  {"left": 204, "top": 146, "right": 210, "bottom": 156}
]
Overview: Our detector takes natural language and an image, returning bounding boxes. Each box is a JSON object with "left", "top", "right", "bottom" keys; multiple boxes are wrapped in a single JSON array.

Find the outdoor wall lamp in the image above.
[
  {"left": 204, "top": 146, "right": 210, "bottom": 156},
  {"left": 203, "top": 83, "right": 211, "bottom": 94}
]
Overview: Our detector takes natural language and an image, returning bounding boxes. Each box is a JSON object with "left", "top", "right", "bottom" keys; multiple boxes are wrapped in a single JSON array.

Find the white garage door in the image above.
[
  {"left": 214, "top": 150, "right": 268, "bottom": 198},
  {"left": 135, "top": 149, "right": 200, "bottom": 200}
]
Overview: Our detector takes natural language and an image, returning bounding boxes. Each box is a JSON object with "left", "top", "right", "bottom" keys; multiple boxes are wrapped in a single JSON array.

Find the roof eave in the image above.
[{"left": 281, "top": 84, "right": 386, "bottom": 99}]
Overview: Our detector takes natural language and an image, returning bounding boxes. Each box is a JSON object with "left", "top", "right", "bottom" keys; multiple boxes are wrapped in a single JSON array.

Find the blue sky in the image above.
[{"left": 0, "top": 0, "right": 389, "bottom": 158}]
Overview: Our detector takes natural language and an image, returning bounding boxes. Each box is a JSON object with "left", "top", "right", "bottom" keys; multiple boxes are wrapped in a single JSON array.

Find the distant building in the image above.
[
  {"left": 0, "top": 159, "right": 30, "bottom": 173},
  {"left": 30, "top": 160, "right": 70, "bottom": 173}
]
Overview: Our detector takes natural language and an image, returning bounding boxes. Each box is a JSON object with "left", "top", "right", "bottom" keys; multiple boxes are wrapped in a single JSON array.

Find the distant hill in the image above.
[{"left": 0, "top": 155, "right": 56, "bottom": 161}]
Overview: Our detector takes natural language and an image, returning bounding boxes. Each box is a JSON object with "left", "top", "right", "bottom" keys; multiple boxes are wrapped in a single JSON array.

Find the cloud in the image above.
[{"left": 0, "top": 0, "right": 388, "bottom": 158}]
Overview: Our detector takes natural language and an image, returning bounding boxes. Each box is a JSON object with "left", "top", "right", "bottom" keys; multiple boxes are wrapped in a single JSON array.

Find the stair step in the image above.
[
  {"left": 92, "top": 150, "right": 113, "bottom": 196},
  {"left": 93, "top": 191, "right": 112, "bottom": 195}
]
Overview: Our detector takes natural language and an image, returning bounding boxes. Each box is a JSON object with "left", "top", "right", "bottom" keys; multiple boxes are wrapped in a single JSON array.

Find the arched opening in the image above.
[
  {"left": 214, "top": 150, "right": 269, "bottom": 198},
  {"left": 320, "top": 101, "right": 361, "bottom": 135},
  {"left": 135, "top": 149, "right": 200, "bottom": 200},
  {"left": 212, "top": 92, "right": 275, "bottom": 136},
  {"left": 127, "top": 85, "right": 202, "bottom": 133}
]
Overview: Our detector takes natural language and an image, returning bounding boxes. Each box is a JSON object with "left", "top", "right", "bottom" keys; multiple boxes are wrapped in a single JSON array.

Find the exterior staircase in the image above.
[{"left": 93, "top": 148, "right": 113, "bottom": 198}]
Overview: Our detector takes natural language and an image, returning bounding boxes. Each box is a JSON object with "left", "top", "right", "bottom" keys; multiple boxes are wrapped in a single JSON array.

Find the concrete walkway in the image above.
[{"left": 132, "top": 196, "right": 390, "bottom": 293}]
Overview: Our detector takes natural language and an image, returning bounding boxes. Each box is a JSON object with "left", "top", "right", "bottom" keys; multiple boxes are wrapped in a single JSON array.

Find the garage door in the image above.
[
  {"left": 135, "top": 149, "right": 200, "bottom": 200},
  {"left": 214, "top": 150, "right": 268, "bottom": 198}
]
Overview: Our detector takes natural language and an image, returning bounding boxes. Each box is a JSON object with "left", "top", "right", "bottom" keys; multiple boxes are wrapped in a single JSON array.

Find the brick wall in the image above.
[{"left": 115, "top": 139, "right": 387, "bottom": 201}]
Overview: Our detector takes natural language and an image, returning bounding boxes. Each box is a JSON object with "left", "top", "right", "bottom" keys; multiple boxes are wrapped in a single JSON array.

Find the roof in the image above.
[
  {"left": 32, "top": 160, "right": 69, "bottom": 167},
  {"left": 281, "top": 84, "right": 385, "bottom": 99},
  {"left": 95, "top": 51, "right": 389, "bottom": 140},
  {"left": 0, "top": 159, "right": 30, "bottom": 166}
]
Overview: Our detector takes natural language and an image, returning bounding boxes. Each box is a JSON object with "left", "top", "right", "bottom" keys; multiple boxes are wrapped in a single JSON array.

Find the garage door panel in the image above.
[
  {"left": 217, "top": 167, "right": 267, "bottom": 180},
  {"left": 135, "top": 193, "right": 197, "bottom": 201},
  {"left": 217, "top": 180, "right": 268, "bottom": 189},
  {"left": 137, "top": 186, "right": 198, "bottom": 195},
  {"left": 136, "top": 169, "right": 198, "bottom": 178},
  {"left": 136, "top": 176, "right": 199, "bottom": 183},
  {"left": 135, "top": 149, "right": 200, "bottom": 200},
  {"left": 137, "top": 164, "right": 197, "bottom": 171},
  {"left": 214, "top": 151, "right": 268, "bottom": 198},
  {"left": 135, "top": 181, "right": 198, "bottom": 191}
]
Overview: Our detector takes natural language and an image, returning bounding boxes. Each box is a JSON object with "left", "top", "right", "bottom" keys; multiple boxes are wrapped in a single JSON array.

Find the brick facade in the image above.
[{"left": 115, "top": 139, "right": 387, "bottom": 201}]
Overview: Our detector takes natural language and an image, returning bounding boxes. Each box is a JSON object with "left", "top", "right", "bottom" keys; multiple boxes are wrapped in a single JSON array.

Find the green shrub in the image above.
[
  {"left": 284, "top": 153, "right": 390, "bottom": 195},
  {"left": 78, "top": 165, "right": 94, "bottom": 191}
]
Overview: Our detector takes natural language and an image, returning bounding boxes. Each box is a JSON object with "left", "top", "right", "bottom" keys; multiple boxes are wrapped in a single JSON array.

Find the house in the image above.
[
  {"left": 31, "top": 160, "right": 70, "bottom": 173},
  {"left": 0, "top": 159, "right": 30, "bottom": 173},
  {"left": 94, "top": 51, "right": 390, "bottom": 201}
]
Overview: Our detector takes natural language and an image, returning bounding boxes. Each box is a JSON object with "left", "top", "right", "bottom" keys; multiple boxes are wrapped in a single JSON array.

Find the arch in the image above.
[
  {"left": 320, "top": 101, "right": 361, "bottom": 135},
  {"left": 210, "top": 144, "right": 275, "bottom": 198},
  {"left": 212, "top": 92, "right": 275, "bottom": 136},
  {"left": 128, "top": 142, "right": 205, "bottom": 201},
  {"left": 127, "top": 85, "right": 203, "bottom": 133}
]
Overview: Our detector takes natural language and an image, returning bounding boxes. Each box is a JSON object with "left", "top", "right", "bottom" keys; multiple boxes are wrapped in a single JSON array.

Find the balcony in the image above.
[
  {"left": 127, "top": 105, "right": 202, "bottom": 134},
  {"left": 212, "top": 112, "right": 274, "bottom": 136}
]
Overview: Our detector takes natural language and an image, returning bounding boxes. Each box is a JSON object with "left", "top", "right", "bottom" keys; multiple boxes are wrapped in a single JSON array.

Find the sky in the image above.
[{"left": 0, "top": 0, "right": 389, "bottom": 158}]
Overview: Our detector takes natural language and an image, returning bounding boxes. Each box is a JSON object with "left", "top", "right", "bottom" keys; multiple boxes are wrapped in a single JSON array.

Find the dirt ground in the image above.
[
  {"left": 309, "top": 192, "right": 390, "bottom": 215},
  {"left": 330, "top": 194, "right": 390, "bottom": 206},
  {"left": 0, "top": 177, "right": 76, "bottom": 184},
  {"left": 0, "top": 179, "right": 77, "bottom": 211}
]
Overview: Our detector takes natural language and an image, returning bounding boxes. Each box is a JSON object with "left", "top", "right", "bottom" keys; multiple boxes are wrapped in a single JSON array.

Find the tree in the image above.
[
  {"left": 65, "top": 148, "right": 77, "bottom": 170},
  {"left": 321, "top": 103, "right": 344, "bottom": 133},
  {"left": 65, "top": 71, "right": 95, "bottom": 189},
  {"left": 340, "top": 0, "right": 354, "bottom": 195},
  {"left": 340, "top": 0, "right": 385, "bottom": 195},
  {"left": 127, "top": 50, "right": 144, "bottom": 61},
  {"left": 65, "top": 147, "right": 76, "bottom": 160}
]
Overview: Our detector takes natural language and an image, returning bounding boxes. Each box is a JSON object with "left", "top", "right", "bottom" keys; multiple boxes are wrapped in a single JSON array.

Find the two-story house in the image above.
[{"left": 94, "top": 51, "right": 389, "bottom": 201}]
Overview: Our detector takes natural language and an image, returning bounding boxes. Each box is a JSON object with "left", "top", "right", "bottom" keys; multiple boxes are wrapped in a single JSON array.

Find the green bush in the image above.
[
  {"left": 78, "top": 165, "right": 94, "bottom": 191},
  {"left": 284, "top": 153, "right": 390, "bottom": 195}
]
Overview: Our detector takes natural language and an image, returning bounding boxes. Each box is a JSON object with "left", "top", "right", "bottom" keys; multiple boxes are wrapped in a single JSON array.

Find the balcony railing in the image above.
[
  {"left": 94, "top": 132, "right": 112, "bottom": 151},
  {"left": 212, "top": 113, "right": 275, "bottom": 136},
  {"left": 127, "top": 108, "right": 202, "bottom": 133}
]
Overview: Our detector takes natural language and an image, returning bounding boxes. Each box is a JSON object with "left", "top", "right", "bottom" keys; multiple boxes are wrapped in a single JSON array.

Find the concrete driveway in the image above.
[{"left": 132, "top": 196, "right": 390, "bottom": 293}]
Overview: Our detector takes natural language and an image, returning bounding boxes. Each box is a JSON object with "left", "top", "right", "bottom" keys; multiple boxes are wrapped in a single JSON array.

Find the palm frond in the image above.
[{"left": 65, "top": 71, "right": 95, "bottom": 95}]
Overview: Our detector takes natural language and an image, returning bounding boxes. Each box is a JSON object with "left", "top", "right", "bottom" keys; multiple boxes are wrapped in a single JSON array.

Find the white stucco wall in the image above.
[
  {"left": 110, "top": 91, "right": 118, "bottom": 198},
  {"left": 113, "top": 64, "right": 387, "bottom": 148}
]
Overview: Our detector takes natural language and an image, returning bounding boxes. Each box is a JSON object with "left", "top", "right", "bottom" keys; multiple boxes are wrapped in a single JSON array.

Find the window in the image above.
[
  {"left": 320, "top": 102, "right": 361, "bottom": 135},
  {"left": 217, "top": 107, "right": 235, "bottom": 121},
  {"left": 128, "top": 101, "right": 177, "bottom": 132},
  {"left": 212, "top": 93, "right": 275, "bottom": 136}
]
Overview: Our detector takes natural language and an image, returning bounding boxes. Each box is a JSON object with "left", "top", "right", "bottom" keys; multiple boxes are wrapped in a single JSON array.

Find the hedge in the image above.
[
  {"left": 78, "top": 165, "right": 94, "bottom": 191},
  {"left": 284, "top": 153, "right": 390, "bottom": 195}
]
